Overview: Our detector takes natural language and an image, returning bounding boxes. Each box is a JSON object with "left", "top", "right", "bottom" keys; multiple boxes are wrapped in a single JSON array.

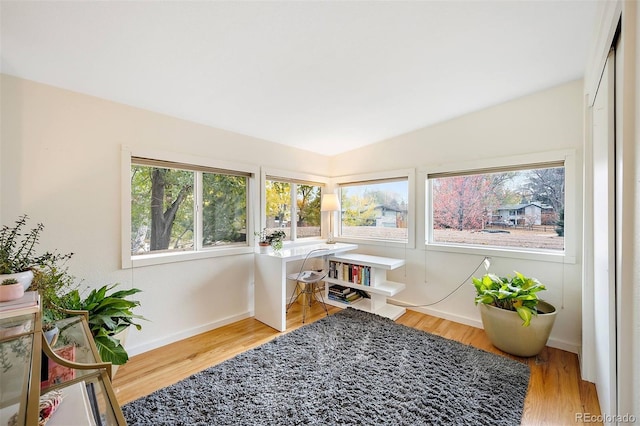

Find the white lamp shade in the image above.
[{"left": 321, "top": 193, "right": 340, "bottom": 212}]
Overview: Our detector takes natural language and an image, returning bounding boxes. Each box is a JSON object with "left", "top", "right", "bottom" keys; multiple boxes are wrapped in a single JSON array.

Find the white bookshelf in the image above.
[{"left": 325, "top": 254, "right": 406, "bottom": 320}]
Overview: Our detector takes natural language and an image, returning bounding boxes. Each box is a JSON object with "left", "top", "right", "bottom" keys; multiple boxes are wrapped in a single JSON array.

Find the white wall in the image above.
[
  {"left": 331, "top": 80, "right": 585, "bottom": 354},
  {"left": 0, "top": 74, "right": 587, "bottom": 359},
  {"left": 0, "top": 74, "right": 331, "bottom": 355}
]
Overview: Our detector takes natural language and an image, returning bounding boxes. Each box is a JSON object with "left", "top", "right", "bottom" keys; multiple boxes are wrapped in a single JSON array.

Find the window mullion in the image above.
[
  {"left": 290, "top": 183, "right": 297, "bottom": 241},
  {"left": 195, "top": 171, "right": 203, "bottom": 251}
]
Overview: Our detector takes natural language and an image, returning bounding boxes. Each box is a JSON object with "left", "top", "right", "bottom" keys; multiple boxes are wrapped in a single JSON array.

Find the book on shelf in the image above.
[
  {"left": 328, "top": 285, "right": 363, "bottom": 305},
  {"left": 42, "top": 344, "right": 77, "bottom": 389},
  {"left": 328, "top": 293, "right": 362, "bottom": 305},
  {"left": 46, "top": 380, "right": 97, "bottom": 426},
  {"left": 328, "top": 284, "right": 350, "bottom": 295},
  {"left": 328, "top": 261, "right": 373, "bottom": 286},
  {"left": 0, "top": 291, "right": 39, "bottom": 312}
]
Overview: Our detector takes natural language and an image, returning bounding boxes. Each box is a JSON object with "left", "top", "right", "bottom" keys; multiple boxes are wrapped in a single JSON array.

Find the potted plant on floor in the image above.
[
  {"left": 64, "top": 283, "right": 146, "bottom": 367},
  {"left": 473, "top": 271, "right": 557, "bottom": 357}
]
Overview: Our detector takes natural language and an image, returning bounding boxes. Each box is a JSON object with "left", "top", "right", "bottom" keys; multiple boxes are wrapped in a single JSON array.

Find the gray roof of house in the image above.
[{"left": 496, "top": 202, "right": 553, "bottom": 211}]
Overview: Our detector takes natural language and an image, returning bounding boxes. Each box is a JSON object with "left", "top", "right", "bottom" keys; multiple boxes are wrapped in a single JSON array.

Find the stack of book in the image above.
[
  {"left": 328, "top": 284, "right": 363, "bottom": 305},
  {"left": 0, "top": 291, "right": 39, "bottom": 321}
]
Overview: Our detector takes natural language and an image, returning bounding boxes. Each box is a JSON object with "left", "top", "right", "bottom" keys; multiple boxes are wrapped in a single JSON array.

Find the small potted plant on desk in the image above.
[
  {"left": 473, "top": 271, "right": 557, "bottom": 357},
  {"left": 255, "top": 228, "right": 286, "bottom": 253}
]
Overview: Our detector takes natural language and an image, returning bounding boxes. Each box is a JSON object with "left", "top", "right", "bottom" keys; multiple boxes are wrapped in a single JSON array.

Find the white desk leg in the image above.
[{"left": 254, "top": 255, "right": 287, "bottom": 332}]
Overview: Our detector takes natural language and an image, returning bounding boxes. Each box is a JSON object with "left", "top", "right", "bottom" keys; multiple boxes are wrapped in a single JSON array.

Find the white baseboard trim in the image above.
[
  {"left": 126, "top": 311, "right": 253, "bottom": 357},
  {"left": 389, "top": 299, "right": 581, "bottom": 355}
]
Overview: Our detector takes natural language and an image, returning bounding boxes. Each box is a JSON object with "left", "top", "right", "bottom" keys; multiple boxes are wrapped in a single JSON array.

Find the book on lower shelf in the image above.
[
  {"left": 328, "top": 285, "right": 365, "bottom": 305},
  {"left": 45, "top": 380, "right": 97, "bottom": 426},
  {"left": 0, "top": 291, "right": 39, "bottom": 313},
  {"left": 41, "top": 344, "right": 76, "bottom": 389}
]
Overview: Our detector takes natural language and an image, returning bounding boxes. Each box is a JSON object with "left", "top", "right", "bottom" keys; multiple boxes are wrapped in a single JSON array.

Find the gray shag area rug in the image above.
[{"left": 123, "top": 308, "right": 530, "bottom": 425}]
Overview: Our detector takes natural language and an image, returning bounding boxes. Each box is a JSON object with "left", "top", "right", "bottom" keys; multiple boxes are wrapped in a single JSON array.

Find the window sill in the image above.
[
  {"left": 425, "top": 242, "right": 574, "bottom": 264},
  {"left": 124, "top": 246, "right": 255, "bottom": 268},
  {"left": 334, "top": 236, "right": 414, "bottom": 250}
]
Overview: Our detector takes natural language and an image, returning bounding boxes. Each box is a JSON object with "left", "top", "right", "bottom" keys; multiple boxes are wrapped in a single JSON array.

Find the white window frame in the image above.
[
  {"left": 332, "top": 169, "right": 416, "bottom": 249},
  {"left": 121, "top": 146, "right": 259, "bottom": 268},
  {"left": 423, "top": 150, "right": 576, "bottom": 263},
  {"left": 260, "top": 168, "right": 329, "bottom": 246}
]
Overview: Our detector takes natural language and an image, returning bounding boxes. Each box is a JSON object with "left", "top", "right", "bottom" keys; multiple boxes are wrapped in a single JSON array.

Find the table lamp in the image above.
[{"left": 321, "top": 193, "right": 340, "bottom": 244}]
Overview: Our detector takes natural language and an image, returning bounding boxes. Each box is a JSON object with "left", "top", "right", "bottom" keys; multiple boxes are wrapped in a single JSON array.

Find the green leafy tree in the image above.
[
  {"left": 297, "top": 185, "right": 321, "bottom": 226},
  {"left": 202, "top": 173, "right": 247, "bottom": 244},
  {"left": 265, "top": 181, "right": 290, "bottom": 227},
  {"left": 131, "top": 166, "right": 193, "bottom": 253},
  {"left": 555, "top": 209, "right": 565, "bottom": 237},
  {"left": 150, "top": 168, "right": 193, "bottom": 250},
  {"left": 341, "top": 191, "right": 378, "bottom": 226}
]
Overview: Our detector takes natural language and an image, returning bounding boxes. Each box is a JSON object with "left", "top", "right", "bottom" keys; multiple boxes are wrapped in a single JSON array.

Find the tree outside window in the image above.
[
  {"left": 339, "top": 179, "right": 409, "bottom": 241},
  {"left": 131, "top": 161, "right": 248, "bottom": 256},
  {"left": 265, "top": 179, "right": 322, "bottom": 240},
  {"left": 429, "top": 165, "right": 565, "bottom": 251}
]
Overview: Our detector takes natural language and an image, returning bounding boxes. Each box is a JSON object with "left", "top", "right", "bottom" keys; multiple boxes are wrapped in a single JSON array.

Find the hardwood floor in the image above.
[{"left": 113, "top": 303, "right": 602, "bottom": 425}]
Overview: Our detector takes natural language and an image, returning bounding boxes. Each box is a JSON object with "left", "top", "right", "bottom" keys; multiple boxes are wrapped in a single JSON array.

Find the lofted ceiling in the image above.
[{"left": 0, "top": 1, "right": 598, "bottom": 155}]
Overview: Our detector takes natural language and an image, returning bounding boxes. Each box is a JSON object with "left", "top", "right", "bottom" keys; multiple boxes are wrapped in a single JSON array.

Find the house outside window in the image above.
[
  {"left": 428, "top": 163, "right": 565, "bottom": 252},
  {"left": 337, "top": 176, "right": 410, "bottom": 243}
]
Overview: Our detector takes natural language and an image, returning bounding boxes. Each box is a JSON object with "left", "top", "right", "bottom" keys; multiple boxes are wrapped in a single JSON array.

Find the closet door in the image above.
[{"left": 591, "top": 50, "right": 616, "bottom": 417}]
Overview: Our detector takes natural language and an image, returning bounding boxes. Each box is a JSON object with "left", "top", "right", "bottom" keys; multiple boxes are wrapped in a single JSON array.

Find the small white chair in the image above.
[{"left": 285, "top": 269, "right": 329, "bottom": 324}]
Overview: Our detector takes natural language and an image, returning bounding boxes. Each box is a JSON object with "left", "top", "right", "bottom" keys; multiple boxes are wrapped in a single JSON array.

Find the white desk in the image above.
[{"left": 254, "top": 243, "right": 357, "bottom": 331}]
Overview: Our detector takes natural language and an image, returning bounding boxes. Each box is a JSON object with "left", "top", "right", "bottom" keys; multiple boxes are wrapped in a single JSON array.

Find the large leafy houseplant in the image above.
[
  {"left": 65, "top": 284, "right": 145, "bottom": 365},
  {"left": 472, "top": 271, "right": 547, "bottom": 327}
]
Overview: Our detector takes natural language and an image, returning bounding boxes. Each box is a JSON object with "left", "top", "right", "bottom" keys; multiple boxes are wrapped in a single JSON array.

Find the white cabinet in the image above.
[{"left": 325, "top": 253, "right": 406, "bottom": 320}]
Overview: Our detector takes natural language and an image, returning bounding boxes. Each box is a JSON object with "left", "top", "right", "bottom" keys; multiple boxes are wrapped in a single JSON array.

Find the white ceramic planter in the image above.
[
  {"left": 110, "top": 327, "right": 130, "bottom": 378},
  {"left": 0, "top": 270, "right": 34, "bottom": 291},
  {"left": 479, "top": 300, "right": 557, "bottom": 357}
]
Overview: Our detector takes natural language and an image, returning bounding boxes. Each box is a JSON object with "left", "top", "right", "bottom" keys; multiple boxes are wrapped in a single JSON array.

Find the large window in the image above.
[
  {"left": 265, "top": 177, "right": 323, "bottom": 241},
  {"left": 338, "top": 178, "right": 409, "bottom": 242},
  {"left": 130, "top": 157, "right": 250, "bottom": 257},
  {"left": 428, "top": 162, "right": 565, "bottom": 252}
]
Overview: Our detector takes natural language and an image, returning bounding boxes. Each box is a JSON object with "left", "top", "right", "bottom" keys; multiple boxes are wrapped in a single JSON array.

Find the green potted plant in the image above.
[
  {"left": 0, "top": 215, "right": 73, "bottom": 291},
  {"left": 0, "top": 278, "right": 24, "bottom": 302},
  {"left": 255, "top": 228, "right": 286, "bottom": 253},
  {"left": 473, "top": 271, "right": 557, "bottom": 357},
  {"left": 64, "top": 283, "right": 145, "bottom": 366}
]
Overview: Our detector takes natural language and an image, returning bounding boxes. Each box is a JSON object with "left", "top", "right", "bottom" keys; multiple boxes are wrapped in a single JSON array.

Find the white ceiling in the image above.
[{"left": 1, "top": 1, "right": 598, "bottom": 155}]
